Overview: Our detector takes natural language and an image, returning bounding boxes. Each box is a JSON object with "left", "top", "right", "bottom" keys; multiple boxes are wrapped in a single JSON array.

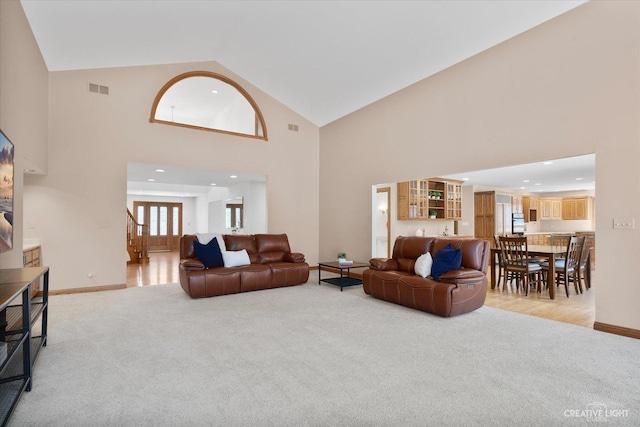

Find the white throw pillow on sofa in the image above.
[
  {"left": 415, "top": 252, "right": 433, "bottom": 278},
  {"left": 222, "top": 249, "right": 251, "bottom": 267},
  {"left": 195, "top": 232, "right": 227, "bottom": 252}
]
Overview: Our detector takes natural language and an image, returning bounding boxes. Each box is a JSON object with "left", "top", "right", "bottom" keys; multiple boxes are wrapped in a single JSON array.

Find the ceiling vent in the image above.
[
  {"left": 288, "top": 124, "right": 299, "bottom": 132},
  {"left": 89, "top": 83, "right": 109, "bottom": 95}
]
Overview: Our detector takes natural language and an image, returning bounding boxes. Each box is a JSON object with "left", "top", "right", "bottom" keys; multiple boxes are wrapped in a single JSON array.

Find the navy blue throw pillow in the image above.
[
  {"left": 193, "top": 237, "right": 224, "bottom": 268},
  {"left": 431, "top": 243, "right": 462, "bottom": 281}
]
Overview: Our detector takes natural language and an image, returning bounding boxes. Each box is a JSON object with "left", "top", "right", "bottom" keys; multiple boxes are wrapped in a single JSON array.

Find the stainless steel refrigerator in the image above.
[{"left": 512, "top": 213, "right": 526, "bottom": 235}]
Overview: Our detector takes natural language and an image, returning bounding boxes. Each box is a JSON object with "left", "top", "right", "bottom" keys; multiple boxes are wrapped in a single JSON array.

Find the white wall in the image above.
[
  {"left": 23, "top": 60, "right": 319, "bottom": 291},
  {"left": 321, "top": 1, "right": 640, "bottom": 331},
  {"left": 0, "top": 0, "right": 49, "bottom": 269}
]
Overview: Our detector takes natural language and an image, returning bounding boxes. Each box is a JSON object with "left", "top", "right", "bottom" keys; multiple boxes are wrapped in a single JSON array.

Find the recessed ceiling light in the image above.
[
  {"left": 535, "top": 183, "right": 541, "bottom": 186},
  {"left": 155, "top": 169, "right": 165, "bottom": 173},
  {"left": 230, "top": 175, "right": 237, "bottom": 178},
  {"left": 520, "top": 187, "right": 526, "bottom": 190},
  {"left": 543, "top": 161, "right": 553, "bottom": 165},
  {"left": 576, "top": 177, "right": 583, "bottom": 180},
  {"left": 462, "top": 178, "right": 469, "bottom": 181},
  {"left": 210, "top": 183, "right": 217, "bottom": 186},
  {"left": 523, "top": 179, "right": 530, "bottom": 183},
  {"left": 212, "top": 90, "right": 218, "bottom": 94},
  {"left": 147, "top": 178, "right": 155, "bottom": 182}
]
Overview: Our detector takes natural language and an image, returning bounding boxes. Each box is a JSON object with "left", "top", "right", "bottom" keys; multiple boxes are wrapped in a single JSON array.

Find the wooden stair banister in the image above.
[{"left": 127, "top": 209, "right": 150, "bottom": 264}]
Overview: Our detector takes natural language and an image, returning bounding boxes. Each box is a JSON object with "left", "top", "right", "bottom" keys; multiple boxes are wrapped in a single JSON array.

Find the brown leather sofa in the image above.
[
  {"left": 179, "top": 234, "right": 309, "bottom": 298},
  {"left": 362, "top": 236, "right": 490, "bottom": 317}
]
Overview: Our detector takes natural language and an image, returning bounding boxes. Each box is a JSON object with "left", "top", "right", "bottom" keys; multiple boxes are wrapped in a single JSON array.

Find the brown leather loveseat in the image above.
[
  {"left": 362, "top": 236, "right": 489, "bottom": 317},
  {"left": 179, "top": 234, "right": 309, "bottom": 298}
]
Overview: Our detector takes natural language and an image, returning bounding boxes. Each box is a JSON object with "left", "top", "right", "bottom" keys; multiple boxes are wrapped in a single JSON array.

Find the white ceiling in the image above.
[
  {"left": 21, "top": 0, "right": 592, "bottom": 195},
  {"left": 21, "top": 0, "right": 586, "bottom": 127},
  {"left": 126, "top": 163, "right": 266, "bottom": 198},
  {"left": 443, "top": 154, "right": 595, "bottom": 194}
]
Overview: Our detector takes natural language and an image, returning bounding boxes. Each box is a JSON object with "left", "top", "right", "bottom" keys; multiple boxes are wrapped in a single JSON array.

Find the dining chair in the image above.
[
  {"left": 540, "top": 236, "right": 584, "bottom": 297},
  {"left": 550, "top": 234, "right": 570, "bottom": 259},
  {"left": 499, "top": 236, "right": 543, "bottom": 296},
  {"left": 493, "top": 235, "right": 506, "bottom": 288},
  {"left": 576, "top": 235, "right": 592, "bottom": 291}
]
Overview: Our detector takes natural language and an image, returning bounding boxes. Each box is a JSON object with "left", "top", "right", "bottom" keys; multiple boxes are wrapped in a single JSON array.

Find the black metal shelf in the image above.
[
  {"left": 0, "top": 267, "right": 49, "bottom": 427},
  {"left": 0, "top": 380, "right": 27, "bottom": 427},
  {"left": 1, "top": 302, "right": 45, "bottom": 340}
]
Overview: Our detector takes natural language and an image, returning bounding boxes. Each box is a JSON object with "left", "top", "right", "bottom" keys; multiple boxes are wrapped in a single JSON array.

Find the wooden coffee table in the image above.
[{"left": 318, "top": 261, "right": 369, "bottom": 291}]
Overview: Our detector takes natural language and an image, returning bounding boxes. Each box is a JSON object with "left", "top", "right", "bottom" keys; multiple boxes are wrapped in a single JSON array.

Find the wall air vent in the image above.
[
  {"left": 89, "top": 83, "right": 110, "bottom": 95},
  {"left": 288, "top": 124, "right": 299, "bottom": 132}
]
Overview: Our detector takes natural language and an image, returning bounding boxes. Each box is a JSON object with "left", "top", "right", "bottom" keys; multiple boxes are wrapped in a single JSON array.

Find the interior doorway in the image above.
[{"left": 375, "top": 187, "right": 391, "bottom": 258}]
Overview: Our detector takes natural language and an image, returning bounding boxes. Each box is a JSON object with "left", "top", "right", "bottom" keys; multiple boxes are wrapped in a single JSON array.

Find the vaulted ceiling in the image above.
[
  {"left": 21, "top": 0, "right": 586, "bottom": 127},
  {"left": 20, "top": 0, "right": 591, "bottom": 193}
]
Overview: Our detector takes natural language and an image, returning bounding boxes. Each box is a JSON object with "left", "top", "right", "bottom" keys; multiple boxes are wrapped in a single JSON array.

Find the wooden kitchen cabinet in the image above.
[
  {"left": 397, "top": 178, "right": 461, "bottom": 220},
  {"left": 445, "top": 180, "right": 463, "bottom": 220},
  {"left": 540, "top": 198, "right": 562, "bottom": 220},
  {"left": 562, "top": 196, "right": 593, "bottom": 220},
  {"left": 474, "top": 191, "right": 496, "bottom": 241},
  {"left": 523, "top": 196, "right": 538, "bottom": 222},
  {"left": 397, "top": 182, "right": 409, "bottom": 220},
  {"left": 511, "top": 196, "right": 523, "bottom": 214}
]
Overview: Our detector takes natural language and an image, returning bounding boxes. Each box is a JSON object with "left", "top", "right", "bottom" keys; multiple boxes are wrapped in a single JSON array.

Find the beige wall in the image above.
[
  {"left": 320, "top": 1, "right": 640, "bottom": 330},
  {"left": 23, "top": 60, "right": 319, "bottom": 290},
  {"left": 0, "top": 0, "right": 49, "bottom": 268}
]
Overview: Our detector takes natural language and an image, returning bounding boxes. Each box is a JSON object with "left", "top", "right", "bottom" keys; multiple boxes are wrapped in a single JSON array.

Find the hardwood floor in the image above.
[
  {"left": 483, "top": 268, "right": 595, "bottom": 327},
  {"left": 127, "top": 251, "right": 595, "bottom": 328},
  {"left": 126, "top": 251, "right": 180, "bottom": 287}
]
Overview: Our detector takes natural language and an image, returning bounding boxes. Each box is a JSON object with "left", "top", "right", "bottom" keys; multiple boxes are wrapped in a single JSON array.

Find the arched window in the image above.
[{"left": 150, "top": 71, "right": 267, "bottom": 140}]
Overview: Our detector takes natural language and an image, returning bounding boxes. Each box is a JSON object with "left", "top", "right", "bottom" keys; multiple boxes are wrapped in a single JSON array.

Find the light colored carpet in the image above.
[{"left": 9, "top": 279, "right": 640, "bottom": 426}]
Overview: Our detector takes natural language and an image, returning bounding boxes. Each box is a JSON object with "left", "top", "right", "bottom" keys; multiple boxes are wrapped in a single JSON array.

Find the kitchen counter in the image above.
[{"left": 524, "top": 231, "right": 595, "bottom": 236}]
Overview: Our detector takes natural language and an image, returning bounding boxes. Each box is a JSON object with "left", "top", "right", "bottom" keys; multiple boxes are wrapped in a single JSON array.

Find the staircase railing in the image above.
[{"left": 127, "top": 209, "right": 149, "bottom": 264}]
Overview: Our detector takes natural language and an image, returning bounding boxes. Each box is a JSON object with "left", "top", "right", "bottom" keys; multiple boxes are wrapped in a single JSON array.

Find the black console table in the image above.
[
  {"left": 318, "top": 261, "right": 369, "bottom": 291},
  {"left": 0, "top": 267, "right": 49, "bottom": 426}
]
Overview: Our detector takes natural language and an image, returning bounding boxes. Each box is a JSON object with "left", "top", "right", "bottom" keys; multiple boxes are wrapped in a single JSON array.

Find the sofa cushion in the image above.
[
  {"left": 222, "top": 249, "right": 251, "bottom": 267},
  {"left": 193, "top": 237, "right": 225, "bottom": 268},
  {"left": 397, "top": 258, "right": 416, "bottom": 273},
  {"left": 259, "top": 251, "right": 286, "bottom": 264},
  {"left": 432, "top": 238, "right": 486, "bottom": 271},
  {"left": 369, "top": 258, "right": 399, "bottom": 271},
  {"left": 414, "top": 252, "right": 433, "bottom": 278},
  {"left": 224, "top": 234, "right": 259, "bottom": 263},
  {"left": 392, "top": 236, "right": 435, "bottom": 262},
  {"left": 195, "top": 232, "right": 227, "bottom": 251},
  {"left": 431, "top": 243, "right": 462, "bottom": 281}
]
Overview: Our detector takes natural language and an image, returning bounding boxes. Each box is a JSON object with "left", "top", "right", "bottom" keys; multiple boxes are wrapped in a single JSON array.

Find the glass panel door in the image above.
[{"left": 133, "top": 202, "right": 183, "bottom": 251}]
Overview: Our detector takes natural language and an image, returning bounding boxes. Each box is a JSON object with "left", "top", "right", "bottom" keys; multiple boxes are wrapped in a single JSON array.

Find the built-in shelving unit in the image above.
[{"left": 397, "top": 178, "right": 463, "bottom": 220}]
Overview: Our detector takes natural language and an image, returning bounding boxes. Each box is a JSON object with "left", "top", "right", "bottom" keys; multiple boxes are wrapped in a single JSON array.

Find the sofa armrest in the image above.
[
  {"left": 438, "top": 268, "right": 485, "bottom": 284},
  {"left": 285, "top": 252, "right": 306, "bottom": 263},
  {"left": 180, "top": 258, "right": 205, "bottom": 271},
  {"left": 369, "top": 258, "right": 399, "bottom": 271}
]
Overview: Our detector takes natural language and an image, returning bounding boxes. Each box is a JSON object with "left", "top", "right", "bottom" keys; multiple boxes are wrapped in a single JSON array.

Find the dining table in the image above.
[{"left": 490, "top": 244, "right": 567, "bottom": 299}]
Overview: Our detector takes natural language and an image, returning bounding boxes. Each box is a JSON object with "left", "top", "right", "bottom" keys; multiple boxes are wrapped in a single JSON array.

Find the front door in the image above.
[{"left": 133, "top": 201, "right": 182, "bottom": 251}]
